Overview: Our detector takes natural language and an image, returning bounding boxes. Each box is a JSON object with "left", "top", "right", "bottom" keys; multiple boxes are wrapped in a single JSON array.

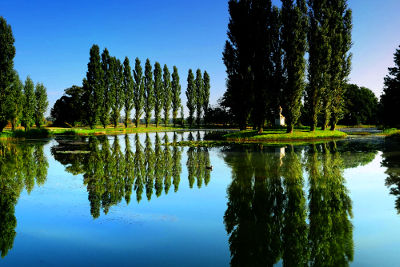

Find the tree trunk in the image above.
[
  {"left": 330, "top": 123, "right": 336, "bottom": 131},
  {"left": 11, "top": 120, "right": 16, "bottom": 131},
  {"left": 287, "top": 124, "right": 293, "bottom": 134},
  {"left": 310, "top": 124, "right": 316, "bottom": 132}
]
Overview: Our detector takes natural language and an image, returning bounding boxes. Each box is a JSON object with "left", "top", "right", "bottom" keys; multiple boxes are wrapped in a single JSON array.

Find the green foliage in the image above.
[
  {"left": 109, "top": 58, "right": 124, "bottom": 127},
  {"left": 21, "top": 77, "right": 36, "bottom": 131},
  {"left": 100, "top": 48, "right": 111, "bottom": 128},
  {"left": 144, "top": 59, "right": 154, "bottom": 127},
  {"left": 34, "top": 83, "right": 48, "bottom": 127},
  {"left": 180, "top": 105, "right": 185, "bottom": 126},
  {"left": 83, "top": 44, "right": 103, "bottom": 129},
  {"left": 51, "top": 85, "right": 84, "bottom": 126},
  {"left": 163, "top": 65, "right": 172, "bottom": 126},
  {"left": 281, "top": 0, "right": 308, "bottom": 133},
  {"left": 133, "top": 58, "right": 145, "bottom": 127},
  {"left": 0, "top": 17, "right": 16, "bottom": 132},
  {"left": 195, "top": 69, "right": 204, "bottom": 126},
  {"left": 380, "top": 45, "right": 400, "bottom": 127},
  {"left": 153, "top": 62, "right": 163, "bottom": 127},
  {"left": 8, "top": 70, "right": 23, "bottom": 130},
  {"left": 186, "top": 69, "right": 196, "bottom": 127},
  {"left": 202, "top": 71, "right": 210, "bottom": 123},
  {"left": 123, "top": 57, "right": 134, "bottom": 128},
  {"left": 171, "top": 66, "right": 181, "bottom": 126}
]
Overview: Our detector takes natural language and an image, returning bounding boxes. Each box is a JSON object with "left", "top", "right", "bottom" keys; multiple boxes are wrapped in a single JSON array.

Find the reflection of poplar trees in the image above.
[
  {"left": 134, "top": 134, "right": 145, "bottom": 203},
  {"left": 163, "top": 134, "right": 172, "bottom": 194},
  {"left": 186, "top": 145, "right": 211, "bottom": 189},
  {"left": 154, "top": 133, "right": 163, "bottom": 197},
  {"left": 144, "top": 133, "right": 155, "bottom": 200},
  {"left": 124, "top": 135, "right": 135, "bottom": 204},
  {"left": 172, "top": 133, "right": 182, "bottom": 192},
  {"left": 0, "top": 141, "right": 49, "bottom": 258}
]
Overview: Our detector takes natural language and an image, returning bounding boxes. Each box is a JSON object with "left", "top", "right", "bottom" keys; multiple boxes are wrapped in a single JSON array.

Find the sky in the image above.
[{"left": 1, "top": 0, "right": 400, "bottom": 115}]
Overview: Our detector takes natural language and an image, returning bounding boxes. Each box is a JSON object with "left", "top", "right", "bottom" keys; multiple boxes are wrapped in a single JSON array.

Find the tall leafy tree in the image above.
[
  {"left": 185, "top": 69, "right": 196, "bottom": 127},
  {"left": 180, "top": 105, "right": 185, "bottom": 126},
  {"left": 144, "top": 59, "right": 154, "bottom": 127},
  {"left": 153, "top": 62, "right": 163, "bottom": 127},
  {"left": 51, "top": 85, "right": 84, "bottom": 126},
  {"left": 123, "top": 57, "right": 134, "bottom": 128},
  {"left": 34, "top": 83, "right": 48, "bottom": 127},
  {"left": 306, "top": 0, "right": 331, "bottom": 131},
  {"left": 100, "top": 48, "right": 111, "bottom": 128},
  {"left": 133, "top": 58, "right": 145, "bottom": 127},
  {"left": 328, "top": 0, "right": 352, "bottom": 130},
  {"left": 21, "top": 77, "right": 36, "bottom": 131},
  {"left": 109, "top": 58, "right": 124, "bottom": 128},
  {"left": 0, "top": 17, "right": 16, "bottom": 132},
  {"left": 83, "top": 44, "right": 103, "bottom": 129},
  {"left": 171, "top": 66, "right": 181, "bottom": 126},
  {"left": 195, "top": 69, "right": 204, "bottom": 126},
  {"left": 9, "top": 70, "right": 23, "bottom": 130},
  {"left": 380, "top": 45, "right": 400, "bottom": 127},
  {"left": 163, "top": 65, "right": 172, "bottom": 126},
  {"left": 281, "top": 0, "right": 308, "bottom": 133},
  {"left": 202, "top": 71, "right": 210, "bottom": 123}
]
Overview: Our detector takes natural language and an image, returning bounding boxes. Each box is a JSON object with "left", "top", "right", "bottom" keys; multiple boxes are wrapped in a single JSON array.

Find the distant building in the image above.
[{"left": 275, "top": 106, "right": 285, "bottom": 126}]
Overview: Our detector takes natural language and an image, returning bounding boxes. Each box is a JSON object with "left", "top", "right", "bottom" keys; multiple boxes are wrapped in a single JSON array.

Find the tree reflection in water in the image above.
[
  {"left": 223, "top": 142, "right": 357, "bottom": 267},
  {"left": 0, "top": 141, "right": 49, "bottom": 258}
]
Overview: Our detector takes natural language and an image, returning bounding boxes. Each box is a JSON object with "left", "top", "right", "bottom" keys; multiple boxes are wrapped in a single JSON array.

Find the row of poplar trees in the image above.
[
  {"left": 83, "top": 45, "right": 211, "bottom": 129},
  {"left": 0, "top": 17, "right": 49, "bottom": 132},
  {"left": 223, "top": 0, "right": 352, "bottom": 133}
]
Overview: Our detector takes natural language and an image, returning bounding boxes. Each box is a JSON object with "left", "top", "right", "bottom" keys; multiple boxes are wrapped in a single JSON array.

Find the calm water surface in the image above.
[{"left": 0, "top": 132, "right": 400, "bottom": 266}]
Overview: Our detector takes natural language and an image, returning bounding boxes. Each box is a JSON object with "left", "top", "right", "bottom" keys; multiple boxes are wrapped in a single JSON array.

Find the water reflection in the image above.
[
  {"left": 381, "top": 139, "right": 400, "bottom": 213},
  {"left": 0, "top": 141, "right": 49, "bottom": 258},
  {"left": 222, "top": 142, "right": 367, "bottom": 267},
  {"left": 51, "top": 133, "right": 212, "bottom": 218}
]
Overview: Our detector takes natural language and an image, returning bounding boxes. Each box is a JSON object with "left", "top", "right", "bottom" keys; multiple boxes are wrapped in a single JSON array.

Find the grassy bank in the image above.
[
  {"left": 223, "top": 129, "right": 347, "bottom": 142},
  {"left": 0, "top": 125, "right": 182, "bottom": 139}
]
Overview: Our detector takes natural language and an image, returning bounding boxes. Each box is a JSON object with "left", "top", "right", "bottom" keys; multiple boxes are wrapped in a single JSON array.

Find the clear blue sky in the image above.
[{"left": 1, "top": 0, "right": 400, "bottom": 114}]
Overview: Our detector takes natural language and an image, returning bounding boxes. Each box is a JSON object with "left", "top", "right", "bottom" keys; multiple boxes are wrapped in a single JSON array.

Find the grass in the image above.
[
  {"left": 223, "top": 129, "right": 347, "bottom": 142},
  {"left": 0, "top": 128, "right": 51, "bottom": 139},
  {"left": 383, "top": 128, "right": 400, "bottom": 138}
]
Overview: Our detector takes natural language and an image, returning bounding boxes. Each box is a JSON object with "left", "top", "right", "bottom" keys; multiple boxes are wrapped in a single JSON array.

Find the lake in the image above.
[{"left": 0, "top": 132, "right": 399, "bottom": 266}]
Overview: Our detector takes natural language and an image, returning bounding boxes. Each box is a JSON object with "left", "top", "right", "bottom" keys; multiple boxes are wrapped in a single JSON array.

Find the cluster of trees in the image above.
[
  {"left": 0, "top": 141, "right": 48, "bottom": 258},
  {"left": 380, "top": 45, "right": 400, "bottom": 127},
  {"left": 0, "top": 17, "right": 48, "bottom": 132},
  {"left": 52, "top": 45, "right": 211, "bottom": 129},
  {"left": 222, "top": 0, "right": 352, "bottom": 132},
  {"left": 52, "top": 133, "right": 211, "bottom": 218}
]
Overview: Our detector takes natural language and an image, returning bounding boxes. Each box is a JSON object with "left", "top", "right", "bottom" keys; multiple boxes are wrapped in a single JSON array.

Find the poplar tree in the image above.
[
  {"left": 110, "top": 58, "right": 124, "bottom": 128},
  {"left": 163, "top": 65, "right": 172, "bottom": 126},
  {"left": 9, "top": 70, "right": 23, "bottom": 130},
  {"left": 186, "top": 69, "right": 196, "bottom": 127},
  {"left": 123, "top": 57, "right": 134, "bottom": 128},
  {"left": 306, "top": 0, "right": 331, "bottom": 131},
  {"left": 153, "top": 62, "right": 163, "bottom": 127},
  {"left": 195, "top": 69, "right": 204, "bottom": 126},
  {"left": 202, "top": 71, "right": 210, "bottom": 123},
  {"left": 133, "top": 58, "right": 145, "bottom": 127},
  {"left": 281, "top": 0, "right": 308, "bottom": 133},
  {"left": 144, "top": 59, "right": 154, "bottom": 127},
  {"left": 180, "top": 105, "right": 185, "bottom": 126},
  {"left": 328, "top": 0, "right": 352, "bottom": 130},
  {"left": 171, "top": 66, "right": 181, "bottom": 126},
  {"left": 0, "top": 17, "right": 16, "bottom": 132},
  {"left": 34, "top": 83, "right": 48, "bottom": 127},
  {"left": 84, "top": 44, "right": 103, "bottom": 129},
  {"left": 21, "top": 77, "right": 36, "bottom": 131},
  {"left": 100, "top": 48, "right": 111, "bottom": 128}
]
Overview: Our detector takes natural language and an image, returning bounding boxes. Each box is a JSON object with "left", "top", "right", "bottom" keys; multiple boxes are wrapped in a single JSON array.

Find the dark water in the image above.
[{"left": 0, "top": 132, "right": 399, "bottom": 266}]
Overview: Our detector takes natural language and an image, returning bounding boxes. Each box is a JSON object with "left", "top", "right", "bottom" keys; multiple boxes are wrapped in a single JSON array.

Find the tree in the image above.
[
  {"left": 328, "top": 0, "right": 352, "bottom": 131},
  {"left": 9, "top": 70, "right": 23, "bottom": 130},
  {"left": 123, "top": 57, "right": 134, "bottom": 128},
  {"left": 281, "top": 0, "right": 308, "bottom": 133},
  {"left": 380, "top": 45, "right": 400, "bottom": 127},
  {"left": 153, "top": 62, "right": 163, "bottom": 127},
  {"left": 171, "top": 66, "right": 181, "bottom": 126},
  {"left": 195, "top": 69, "right": 204, "bottom": 126},
  {"left": 180, "top": 105, "right": 185, "bottom": 126},
  {"left": 34, "top": 83, "right": 48, "bottom": 127},
  {"left": 133, "top": 58, "right": 145, "bottom": 127},
  {"left": 203, "top": 71, "right": 210, "bottom": 124},
  {"left": 186, "top": 69, "right": 196, "bottom": 127},
  {"left": 51, "top": 85, "right": 84, "bottom": 126},
  {"left": 109, "top": 58, "right": 124, "bottom": 128},
  {"left": 100, "top": 48, "right": 111, "bottom": 128},
  {"left": 83, "top": 44, "right": 103, "bottom": 129},
  {"left": 163, "top": 65, "right": 172, "bottom": 126},
  {"left": 21, "top": 77, "right": 36, "bottom": 131},
  {"left": 0, "top": 17, "right": 16, "bottom": 132},
  {"left": 144, "top": 59, "right": 154, "bottom": 127}
]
